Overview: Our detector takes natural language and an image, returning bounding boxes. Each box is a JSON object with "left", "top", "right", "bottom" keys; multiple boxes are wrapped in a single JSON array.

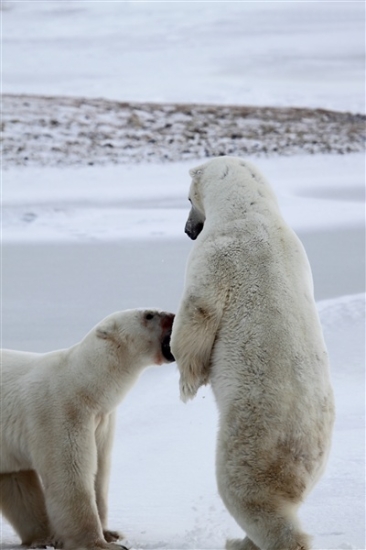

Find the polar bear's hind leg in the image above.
[
  {"left": 226, "top": 537, "right": 260, "bottom": 550},
  {"left": 0, "top": 471, "right": 51, "bottom": 546},
  {"left": 225, "top": 500, "right": 311, "bottom": 550}
]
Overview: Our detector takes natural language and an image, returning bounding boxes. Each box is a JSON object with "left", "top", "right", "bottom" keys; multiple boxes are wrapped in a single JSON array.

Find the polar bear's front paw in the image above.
[
  {"left": 29, "top": 534, "right": 63, "bottom": 549},
  {"left": 179, "top": 376, "right": 200, "bottom": 402},
  {"left": 103, "top": 530, "right": 123, "bottom": 543},
  {"left": 105, "top": 543, "right": 129, "bottom": 550}
]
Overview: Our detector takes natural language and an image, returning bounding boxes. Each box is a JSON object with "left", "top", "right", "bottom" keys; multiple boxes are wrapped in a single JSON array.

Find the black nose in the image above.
[
  {"left": 185, "top": 222, "right": 204, "bottom": 240},
  {"left": 161, "top": 332, "right": 175, "bottom": 362}
]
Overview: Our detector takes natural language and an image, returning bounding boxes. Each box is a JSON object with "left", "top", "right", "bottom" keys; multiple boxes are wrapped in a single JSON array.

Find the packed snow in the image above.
[{"left": 1, "top": 1, "right": 365, "bottom": 550}]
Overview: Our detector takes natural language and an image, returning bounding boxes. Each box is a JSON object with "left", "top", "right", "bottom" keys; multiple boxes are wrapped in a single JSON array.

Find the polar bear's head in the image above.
[
  {"left": 185, "top": 156, "right": 278, "bottom": 239},
  {"left": 95, "top": 309, "right": 175, "bottom": 367}
]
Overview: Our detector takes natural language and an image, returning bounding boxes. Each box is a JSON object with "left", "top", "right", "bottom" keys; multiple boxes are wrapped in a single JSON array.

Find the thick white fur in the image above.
[
  {"left": 1, "top": 308, "right": 174, "bottom": 550},
  {"left": 170, "top": 157, "right": 335, "bottom": 550}
]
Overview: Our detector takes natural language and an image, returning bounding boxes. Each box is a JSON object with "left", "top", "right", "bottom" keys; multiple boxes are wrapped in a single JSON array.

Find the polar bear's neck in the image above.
[
  {"left": 204, "top": 188, "right": 280, "bottom": 228},
  {"left": 200, "top": 159, "right": 281, "bottom": 226},
  {"left": 65, "top": 339, "right": 144, "bottom": 413}
]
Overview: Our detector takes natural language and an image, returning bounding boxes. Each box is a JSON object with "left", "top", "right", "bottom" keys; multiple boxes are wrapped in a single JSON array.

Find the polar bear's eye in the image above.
[{"left": 145, "top": 312, "right": 154, "bottom": 321}]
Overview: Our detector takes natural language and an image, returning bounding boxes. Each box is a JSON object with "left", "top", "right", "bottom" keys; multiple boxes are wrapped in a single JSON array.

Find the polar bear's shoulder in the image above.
[
  {"left": 1, "top": 349, "right": 43, "bottom": 372},
  {"left": 190, "top": 156, "right": 280, "bottom": 220},
  {"left": 190, "top": 156, "right": 267, "bottom": 186}
]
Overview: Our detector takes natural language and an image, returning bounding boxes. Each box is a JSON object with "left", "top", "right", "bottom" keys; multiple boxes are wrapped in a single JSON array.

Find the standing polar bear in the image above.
[
  {"left": 170, "top": 157, "right": 335, "bottom": 550},
  {"left": 0, "top": 308, "right": 175, "bottom": 550}
]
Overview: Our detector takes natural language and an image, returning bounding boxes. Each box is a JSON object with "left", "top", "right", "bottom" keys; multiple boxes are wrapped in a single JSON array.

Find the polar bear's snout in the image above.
[
  {"left": 160, "top": 312, "right": 175, "bottom": 363},
  {"left": 161, "top": 332, "right": 175, "bottom": 362},
  {"left": 185, "top": 206, "right": 205, "bottom": 240},
  {"left": 160, "top": 311, "right": 175, "bottom": 331}
]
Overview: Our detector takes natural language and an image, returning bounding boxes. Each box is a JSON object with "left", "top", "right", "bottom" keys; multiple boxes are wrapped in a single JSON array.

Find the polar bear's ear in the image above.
[
  {"left": 96, "top": 328, "right": 109, "bottom": 340},
  {"left": 189, "top": 167, "right": 203, "bottom": 179},
  {"left": 96, "top": 318, "right": 117, "bottom": 340}
]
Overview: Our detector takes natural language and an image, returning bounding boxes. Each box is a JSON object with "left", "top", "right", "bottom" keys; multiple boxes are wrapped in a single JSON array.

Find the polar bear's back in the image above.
[
  {"left": 1, "top": 351, "right": 41, "bottom": 472},
  {"left": 1, "top": 349, "right": 66, "bottom": 394},
  {"left": 1, "top": 349, "right": 67, "bottom": 472},
  {"left": 195, "top": 175, "right": 333, "bottom": 446},
  {"left": 205, "top": 214, "right": 334, "bottom": 493},
  {"left": 206, "top": 216, "right": 329, "bottom": 391},
  {"left": 2, "top": 349, "right": 42, "bottom": 371}
]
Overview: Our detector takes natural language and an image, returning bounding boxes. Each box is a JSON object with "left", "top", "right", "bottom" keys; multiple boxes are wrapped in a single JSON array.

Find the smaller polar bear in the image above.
[
  {"left": 0, "top": 309, "right": 175, "bottom": 550},
  {"left": 171, "top": 157, "right": 335, "bottom": 550}
]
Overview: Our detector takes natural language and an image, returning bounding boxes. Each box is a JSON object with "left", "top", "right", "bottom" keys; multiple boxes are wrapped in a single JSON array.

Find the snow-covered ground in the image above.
[
  {"left": 1, "top": 2, "right": 365, "bottom": 550},
  {"left": 2, "top": 96, "right": 365, "bottom": 167}
]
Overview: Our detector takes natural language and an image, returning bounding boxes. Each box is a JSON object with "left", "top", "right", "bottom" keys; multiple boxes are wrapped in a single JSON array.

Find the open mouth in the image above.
[{"left": 161, "top": 332, "right": 175, "bottom": 362}]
